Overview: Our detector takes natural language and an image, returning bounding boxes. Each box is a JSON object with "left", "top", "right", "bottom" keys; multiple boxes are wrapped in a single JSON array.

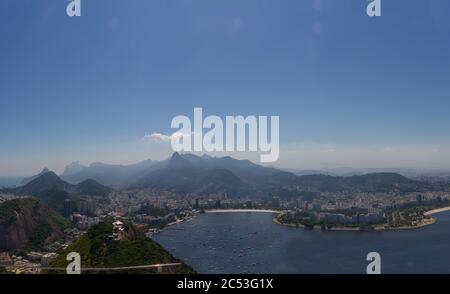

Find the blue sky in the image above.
[{"left": 1, "top": 0, "right": 450, "bottom": 175}]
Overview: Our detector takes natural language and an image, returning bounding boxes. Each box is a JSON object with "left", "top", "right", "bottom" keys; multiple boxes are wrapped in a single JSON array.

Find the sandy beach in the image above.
[
  {"left": 424, "top": 206, "right": 450, "bottom": 216},
  {"left": 206, "top": 209, "right": 280, "bottom": 214}
]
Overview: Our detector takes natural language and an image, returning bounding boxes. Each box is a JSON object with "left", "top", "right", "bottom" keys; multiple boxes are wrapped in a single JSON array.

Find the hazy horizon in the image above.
[{"left": 4, "top": 150, "right": 450, "bottom": 178}]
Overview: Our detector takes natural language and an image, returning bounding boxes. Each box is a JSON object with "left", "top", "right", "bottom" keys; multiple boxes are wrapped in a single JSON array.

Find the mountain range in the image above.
[
  {"left": 65, "top": 153, "right": 430, "bottom": 196},
  {"left": 132, "top": 153, "right": 251, "bottom": 196},
  {"left": 2, "top": 153, "right": 431, "bottom": 201},
  {"left": 61, "top": 159, "right": 158, "bottom": 187},
  {"left": 283, "top": 167, "right": 422, "bottom": 178},
  {"left": 1, "top": 172, "right": 112, "bottom": 213},
  {"left": 55, "top": 153, "right": 297, "bottom": 196},
  {"left": 133, "top": 153, "right": 429, "bottom": 195},
  {"left": 6, "top": 171, "right": 112, "bottom": 198}
]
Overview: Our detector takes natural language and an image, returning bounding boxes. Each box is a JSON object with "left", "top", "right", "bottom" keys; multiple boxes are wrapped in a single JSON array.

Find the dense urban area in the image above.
[{"left": 1, "top": 154, "right": 450, "bottom": 273}]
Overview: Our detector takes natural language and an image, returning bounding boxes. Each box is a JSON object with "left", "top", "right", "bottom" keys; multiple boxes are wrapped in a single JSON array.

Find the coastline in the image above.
[
  {"left": 151, "top": 209, "right": 279, "bottom": 236},
  {"left": 205, "top": 209, "right": 280, "bottom": 214},
  {"left": 424, "top": 206, "right": 450, "bottom": 216},
  {"left": 273, "top": 215, "right": 438, "bottom": 232},
  {"left": 154, "top": 207, "right": 450, "bottom": 234},
  {"left": 153, "top": 210, "right": 279, "bottom": 235}
]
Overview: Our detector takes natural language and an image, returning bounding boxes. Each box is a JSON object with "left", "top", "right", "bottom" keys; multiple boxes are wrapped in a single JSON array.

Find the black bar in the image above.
[{"left": 1, "top": 274, "right": 449, "bottom": 292}]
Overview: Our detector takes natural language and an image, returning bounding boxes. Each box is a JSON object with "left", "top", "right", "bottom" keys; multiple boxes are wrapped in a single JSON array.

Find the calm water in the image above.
[{"left": 153, "top": 211, "right": 450, "bottom": 274}]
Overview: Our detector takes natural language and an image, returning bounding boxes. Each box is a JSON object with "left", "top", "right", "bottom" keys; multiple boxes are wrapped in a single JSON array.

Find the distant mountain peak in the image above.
[
  {"left": 9, "top": 171, "right": 112, "bottom": 207},
  {"left": 39, "top": 171, "right": 59, "bottom": 179},
  {"left": 62, "top": 161, "right": 86, "bottom": 177},
  {"left": 169, "top": 152, "right": 192, "bottom": 170},
  {"left": 13, "top": 171, "right": 70, "bottom": 197},
  {"left": 26, "top": 171, "right": 67, "bottom": 188},
  {"left": 20, "top": 167, "right": 52, "bottom": 185},
  {"left": 76, "top": 178, "right": 112, "bottom": 197},
  {"left": 60, "top": 158, "right": 157, "bottom": 186}
]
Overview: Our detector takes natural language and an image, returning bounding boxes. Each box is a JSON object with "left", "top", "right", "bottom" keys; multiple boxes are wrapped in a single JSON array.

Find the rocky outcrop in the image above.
[{"left": 0, "top": 198, "right": 68, "bottom": 251}]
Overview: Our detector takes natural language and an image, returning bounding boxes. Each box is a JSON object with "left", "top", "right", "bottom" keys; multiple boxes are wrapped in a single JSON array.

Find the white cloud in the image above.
[
  {"left": 143, "top": 133, "right": 172, "bottom": 142},
  {"left": 143, "top": 132, "right": 192, "bottom": 143}
]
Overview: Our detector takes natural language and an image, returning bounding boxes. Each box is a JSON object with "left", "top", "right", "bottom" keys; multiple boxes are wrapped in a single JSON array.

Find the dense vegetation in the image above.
[
  {"left": 49, "top": 221, "right": 195, "bottom": 274},
  {"left": 27, "top": 209, "right": 69, "bottom": 250},
  {"left": 76, "top": 179, "right": 112, "bottom": 197},
  {"left": 36, "top": 188, "right": 78, "bottom": 213}
]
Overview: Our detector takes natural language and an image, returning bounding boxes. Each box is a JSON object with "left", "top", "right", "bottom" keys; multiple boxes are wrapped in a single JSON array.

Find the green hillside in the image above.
[{"left": 49, "top": 221, "right": 195, "bottom": 274}]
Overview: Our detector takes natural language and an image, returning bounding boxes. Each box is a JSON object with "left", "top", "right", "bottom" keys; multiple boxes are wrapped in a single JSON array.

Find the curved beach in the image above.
[
  {"left": 206, "top": 209, "right": 280, "bottom": 214},
  {"left": 424, "top": 206, "right": 450, "bottom": 216}
]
